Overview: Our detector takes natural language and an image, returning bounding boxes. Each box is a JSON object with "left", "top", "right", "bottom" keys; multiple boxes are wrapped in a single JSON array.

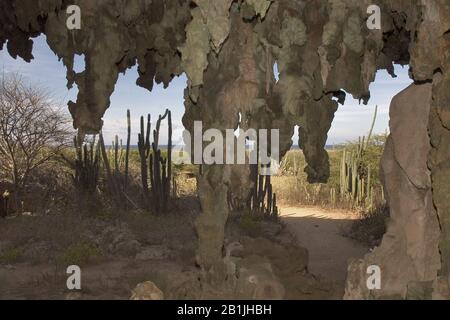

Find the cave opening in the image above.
[
  {"left": 1, "top": 0, "right": 449, "bottom": 301},
  {"left": 272, "top": 65, "right": 413, "bottom": 289}
]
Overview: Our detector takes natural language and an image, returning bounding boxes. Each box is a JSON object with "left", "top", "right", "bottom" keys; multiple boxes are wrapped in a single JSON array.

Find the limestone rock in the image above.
[
  {"left": 65, "top": 292, "right": 83, "bottom": 300},
  {"left": 345, "top": 83, "right": 441, "bottom": 299},
  {"left": 245, "top": 0, "right": 272, "bottom": 19},
  {"left": 179, "top": 7, "right": 211, "bottom": 88},
  {"left": 194, "top": 0, "right": 233, "bottom": 53},
  {"left": 130, "top": 281, "right": 164, "bottom": 300},
  {"left": 236, "top": 255, "right": 285, "bottom": 299},
  {"left": 389, "top": 83, "right": 433, "bottom": 189},
  {"left": 136, "top": 245, "right": 171, "bottom": 261}
]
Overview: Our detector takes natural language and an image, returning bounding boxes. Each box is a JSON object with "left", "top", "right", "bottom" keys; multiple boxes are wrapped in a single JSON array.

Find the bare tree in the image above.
[{"left": 0, "top": 73, "right": 72, "bottom": 204}]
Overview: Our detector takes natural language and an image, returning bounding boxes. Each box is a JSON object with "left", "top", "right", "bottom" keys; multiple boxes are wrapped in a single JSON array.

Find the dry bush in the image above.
[
  {"left": 0, "top": 73, "right": 72, "bottom": 211},
  {"left": 344, "top": 203, "right": 389, "bottom": 247}
]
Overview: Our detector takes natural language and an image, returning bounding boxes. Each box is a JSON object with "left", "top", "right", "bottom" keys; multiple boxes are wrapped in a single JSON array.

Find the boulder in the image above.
[
  {"left": 345, "top": 83, "right": 441, "bottom": 299},
  {"left": 130, "top": 281, "right": 164, "bottom": 300}
]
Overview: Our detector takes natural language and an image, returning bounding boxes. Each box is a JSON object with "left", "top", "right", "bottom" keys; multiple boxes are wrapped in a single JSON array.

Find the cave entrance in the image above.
[{"left": 273, "top": 65, "right": 413, "bottom": 288}]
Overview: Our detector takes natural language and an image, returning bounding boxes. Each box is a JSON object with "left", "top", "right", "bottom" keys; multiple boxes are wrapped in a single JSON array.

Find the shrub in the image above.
[
  {"left": 0, "top": 247, "right": 23, "bottom": 264},
  {"left": 0, "top": 73, "right": 72, "bottom": 206},
  {"left": 345, "top": 203, "right": 389, "bottom": 247},
  {"left": 56, "top": 240, "right": 103, "bottom": 266}
]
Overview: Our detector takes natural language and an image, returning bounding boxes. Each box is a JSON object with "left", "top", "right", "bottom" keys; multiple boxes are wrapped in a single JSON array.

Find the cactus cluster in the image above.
[
  {"left": 340, "top": 148, "right": 374, "bottom": 209},
  {"left": 69, "top": 109, "right": 174, "bottom": 213},
  {"left": 249, "top": 164, "right": 278, "bottom": 220},
  {"left": 99, "top": 113, "right": 132, "bottom": 206},
  {"left": 109, "top": 135, "right": 126, "bottom": 177},
  {"left": 137, "top": 109, "right": 173, "bottom": 213},
  {"left": 151, "top": 110, "right": 173, "bottom": 212},
  {"left": 72, "top": 135, "right": 101, "bottom": 193},
  {"left": 339, "top": 106, "right": 378, "bottom": 209},
  {"left": 138, "top": 113, "right": 151, "bottom": 201},
  {"left": 98, "top": 132, "right": 122, "bottom": 203}
]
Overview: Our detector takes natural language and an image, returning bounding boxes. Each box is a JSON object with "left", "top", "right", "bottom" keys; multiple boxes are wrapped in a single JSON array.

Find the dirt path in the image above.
[{"left": 280, "top": 206, "right": 369, "bottom": 285}]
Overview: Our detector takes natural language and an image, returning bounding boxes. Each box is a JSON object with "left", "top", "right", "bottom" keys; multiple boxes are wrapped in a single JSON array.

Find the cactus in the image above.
[
  {"left": 71, "top": 135, "right": 101, "bottom": 193},
  {"left": 99, "top": 133, "right": 121, "bottom": 199},
  {"left": 84, "top": 109, "right": 174, "bottom": 213},
  {"left": 138, "top": 114, "right": 151, "bottom": 204},
  {"left": 246, "top": 132, "right": 279, "bottom": 219},
  {"left": 340, "top": 150, "right": 373, "bottom": 208},
  {"left": 249, "top": 164, "right": 279, "bottom": 219},
  {"left": 149, "top": 109, "right": 172, "bottom": 213},
  {"left": 339, "top": 106, "right": 378, "bottom": 209},
  {"left": 125, "top": 109, "right": 131, "bottom": 188},
  {"left": 109, "top": 135, "right": 126, "bottom": 176},
  {"left": 114, "top": 135, "right": 119, "bottom": 173},
  {"left": 330, "top": 187, "right": 336, "bottom": 206},
  {"left": 272, "top": 193, "right": 278, "bottom": 220}
]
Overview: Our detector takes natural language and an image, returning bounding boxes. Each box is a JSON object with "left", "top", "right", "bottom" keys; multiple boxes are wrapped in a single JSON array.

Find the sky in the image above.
[{"left": 0, "top": 35, "right": 412, "bottom": 146}]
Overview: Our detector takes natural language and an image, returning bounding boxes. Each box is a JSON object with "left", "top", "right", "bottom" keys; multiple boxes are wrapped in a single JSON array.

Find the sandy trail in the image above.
[{"left": 280, "top": 206, "right": 369, "bottom": 284}]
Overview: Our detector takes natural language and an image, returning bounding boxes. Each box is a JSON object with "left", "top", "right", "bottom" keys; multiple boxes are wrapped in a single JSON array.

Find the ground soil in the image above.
[
  {"left": 280, "top": 206, "right": 369, "bottom": 287},
  {"left": 0, "top": 203, "right": 368, "bottom": 300}
]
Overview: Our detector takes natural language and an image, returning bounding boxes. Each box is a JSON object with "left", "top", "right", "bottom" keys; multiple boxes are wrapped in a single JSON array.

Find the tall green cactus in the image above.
[
  {"left": 138, "top": 114, "right": 151, "bottom": 204},
  {"left": 248, "top": 164, "right": 279, "bottom": 220},
  {"left": 72, "top": 135, "right": 100, "bottom": 193},
  {"left": 99, "top": 133, "right": 121, "bottom": 200},
  {"left": 149, "top": 109, "right": 172, "bottom": 213},
  {"left": 124, "top": 109, "right": 131, "bottom": 189},
  {"left": 132, "top": 109, "right": 174, "bottom": 213},
  {"left": 91, "top": 109, "right": 174, "bottom": 213},
  {"left": 110, "top": 135, "right": 125, "bottom": 175},
  {"left": 339, "top": 105, "right": 378, "bottom": 209}
]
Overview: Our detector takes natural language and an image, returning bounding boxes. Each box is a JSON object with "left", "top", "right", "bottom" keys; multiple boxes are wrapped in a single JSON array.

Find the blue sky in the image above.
[{"left": 0, "top": 35, "right": 412, "bottom": 146}]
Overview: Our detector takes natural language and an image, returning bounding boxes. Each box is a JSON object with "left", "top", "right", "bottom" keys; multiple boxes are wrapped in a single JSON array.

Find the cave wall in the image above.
[
  {"left": 346, "top": 1, "right": 450, "bottom": 299},
  {"left": 1, "top": 0, "right": 449, "bottom": 298},
  {"left": 345, "top": 83, "right": 442, "bottom": 299}
]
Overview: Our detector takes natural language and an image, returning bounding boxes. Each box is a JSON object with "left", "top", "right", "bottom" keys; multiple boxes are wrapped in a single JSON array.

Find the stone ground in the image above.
[{"left": 0, "top": 204, "right": 367, "bottom": 300}]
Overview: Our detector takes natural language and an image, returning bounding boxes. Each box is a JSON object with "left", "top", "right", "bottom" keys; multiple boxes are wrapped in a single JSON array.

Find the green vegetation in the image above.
[
  {"left": 56, "top": 240, "right": 103, "bottom": 266},
  {"left": 0, "top": 247, "right": 24, "bottom": 264},
  {"left": 59, "top": 109, "right": 182, "bottom": 216},
  {"left": 66, "top": 136, "right": 101, "bottom": 193},
  {"left": 237, "top": 214, "right": 263, "bottom": 238}
]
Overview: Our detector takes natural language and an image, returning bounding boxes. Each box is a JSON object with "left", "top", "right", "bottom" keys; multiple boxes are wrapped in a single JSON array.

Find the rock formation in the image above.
[
  {"left": 345, "top": 83, "right": 442, "bottom": 299},
  {"left": 1, "top": 0, "right": 449, "bottom": 299},
  {"left": 130, "top": 281, "right": 164, "bottom": 300}
]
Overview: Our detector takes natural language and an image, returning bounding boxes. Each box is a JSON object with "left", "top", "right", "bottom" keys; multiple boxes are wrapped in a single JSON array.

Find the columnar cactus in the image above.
[
  {"left": 339, "top": 106, "right": 378, "bottom": 209},
  {"left": 138, "top": 114, "right": 151, "bottom": 205},
  {"left": 249, "top": 164, "right": 278, "bottom": 220},
  {"left": 149, "top": 109, "right": 172, "bottom": 213},
  {"left": 72, "top": 135, "right": 100, "bottom": 193},
  {"left": 124, "top": 109, "right": 131, "bottom": 189}
]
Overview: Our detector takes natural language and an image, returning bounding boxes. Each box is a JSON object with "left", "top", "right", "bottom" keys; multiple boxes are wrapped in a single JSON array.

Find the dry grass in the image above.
[{"left": 0, "top": 204, "right": 198, "bottom": 267}]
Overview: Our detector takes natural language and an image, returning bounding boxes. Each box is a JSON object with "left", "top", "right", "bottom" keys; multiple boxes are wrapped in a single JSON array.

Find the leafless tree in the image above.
[{"left": 0, "top": 73, "right": 72, "bottom": 204}]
